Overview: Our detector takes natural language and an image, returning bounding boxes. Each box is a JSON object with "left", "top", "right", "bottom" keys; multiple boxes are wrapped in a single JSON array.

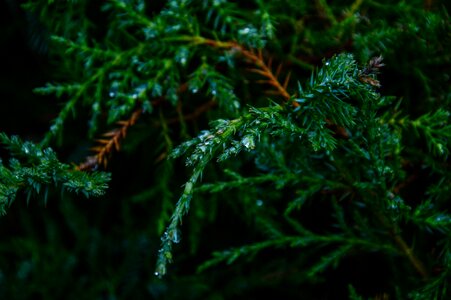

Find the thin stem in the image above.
[
  {"left": 377, "top": 213, "right": 429, "bottom": 279},
  {"left": 391, "top": 229, "right": 429, "bottom": 279},
  {"left": 315, "top": 0, "right": 337, "bottom": 25},
  {"left": 344, "top": 0, "right": 364, "bottom": 18},
  {"left": 77, "top": 108, "right": 142, "bottom": 170},
  {"left": 188, "top": 36, "right": 299, "bottom": 107}
]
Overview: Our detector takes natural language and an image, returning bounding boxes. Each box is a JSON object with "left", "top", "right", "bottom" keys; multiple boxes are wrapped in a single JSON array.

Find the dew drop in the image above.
[
  {"left": 191, "top": 88, "right": 198, "bottom": 94},
  {"left": 176, "top": 47, "right": 189, "bottom": 66},
  {"left": 239, "top": 27, "right": 250, "bottom": 35},
  {"left": 169, "top": 229, "right": 182, "bottom": 244},
  {"left": 256, "top": 199, "right": 263, "bottom": 207},
  {"left": 198, "top": 130, "right": 211, "bottom": 142},
  {"left": 133, "top": 84, "right": 147, "bottom": 100},
  {"left": 144, "top": 27, "right": 158, "bottom": 39},
  {"left": 160, "top": 231, "right": 168, "bottom": 242},
  {"left": 131, "top": 56, "right": 140, "bottom": 65},
  {"left": 325, "top": 62, "right": 330, "bottom": 66},
  {"left": 109, "top": 91, "right": 116, "bottom": 98},
  {"left": 436, "top": 143, "right": 445, "bottom": 155},
  {"left": 242, "top": 136, "right": 255, "bottom": 150},
  {"left": 155, "top": 263, "right": 166, "bottom": 278}
]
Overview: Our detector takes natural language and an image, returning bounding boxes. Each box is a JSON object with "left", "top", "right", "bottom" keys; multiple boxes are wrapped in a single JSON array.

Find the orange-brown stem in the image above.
[
  {"left": 77, "top": 108, "right": 142, "bottom": 170},
  {"left": 199, "top": 38, "right": 357, "bottom": 141},
  {"left": 391, "top": 227, "right": 429, "bottom": 279},
  {"left": 376, "top": 212, "right": 429, "bottom": 279},
  {"left": 200, "top": 38, "right": 297, "bottom": 107}
]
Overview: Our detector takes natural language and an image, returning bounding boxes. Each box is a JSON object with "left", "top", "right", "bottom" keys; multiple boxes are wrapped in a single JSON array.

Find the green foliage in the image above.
[
  {"left": 0, "top": 134, "right": 110, "bottom": 215},
  {"left": 0, "top": 0, "right": 450, "bottom": 299}
]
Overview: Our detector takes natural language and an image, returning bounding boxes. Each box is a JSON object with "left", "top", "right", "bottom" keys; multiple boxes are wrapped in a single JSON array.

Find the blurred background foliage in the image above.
[{"left": 0, "top": 0, "right": 450, "bottom": 299}]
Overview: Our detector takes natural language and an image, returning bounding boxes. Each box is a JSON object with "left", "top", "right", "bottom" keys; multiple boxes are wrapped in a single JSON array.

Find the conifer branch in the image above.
[
  {"left": 156, "top": 116, "right": 248, "bottom": 277},
  {"left": 0, "top": 133, "right": 110, "bottom": 214},
  {"left": 344, "top": 0, "right": 364, "bottom": 18},
  {"left": 377, "top": 211, "right": 429, "bottom": 279},
  {"left": 182, "top": 36, "right": 296, "bottom": 106},
  {"left": 315, "top": 0, "right": 338, "bottom": 25},
  {"left": 391, "top": 228, "right": 429, "bottom": 279},
  {"left": 157, "top": 53, "right": 387, "bottom": 276}
]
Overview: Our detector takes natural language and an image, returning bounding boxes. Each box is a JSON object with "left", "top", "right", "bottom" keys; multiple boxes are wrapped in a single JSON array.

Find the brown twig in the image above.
[
  {"left": 359, "top": 55, "right": 384, "bottom": 88},
  {"left": 376, "top": 212, "right": 429, "bottom": 279},
  {"left": 391, "top": 226, "right": 429, "bottom": 279},
  {"left": 77, "top": 108, "right": 142, "bottom": 170},
  {"left": 200, "top": 38, "right": 359, "bottom": 141},
  {"left": 242, "top": 48, "right": 293, "bottom": 103},
  {"left": 424, "top": 0, "right": 433, "bottom": 10},
  {"left": 200, "top": 38, "right": 297, "bottom": 107}
]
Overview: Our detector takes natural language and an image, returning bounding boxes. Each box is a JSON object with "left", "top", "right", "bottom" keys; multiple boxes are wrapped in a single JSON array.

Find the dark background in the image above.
[{"left": 0, "top": 0, "right": 52, "bottom": 139}]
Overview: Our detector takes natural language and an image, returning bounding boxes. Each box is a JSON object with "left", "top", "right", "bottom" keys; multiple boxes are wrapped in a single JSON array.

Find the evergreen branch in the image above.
[
  {"left": 195, "top": 37, "right": 295, "bottom": 104},
  {"left": 241, "top": 48, "right": 292, "bottom": 102},
  {"left": 187, "top": 62, "right": 240, "bottom": 113},
  {"left": 410, "top": 247, "right": 450, "bottom": 299},
  {"left": 196, "top": 173, "right": 296, "bottom": 193},
  {"left": 383, "top": 108, "right": 451, "bottom": 158},
  {"left": 391, "top": 227, "right": 429, "bottom": 279},
  {"left": 202, "top": 0, "right": 244, "bottom": 36},
  {"left": 0, "top": 133, "right": 110, "bottom": 215},
  {"left": 410, "top": 109, "right": 451, "bottom": 157},
  {"left": 183, "top": 36, "right": 378, "bottom": 142},
  {"left": 307, "top": 244, "right": 353, "bottom": 278},
  {"left": 165, "top": 35, "right": 295, "bottom": 105},
  {"left": 50, "top": 35, "right": 118, "bottom": 59},
  {"left": 39, "top": 47, "right": 133, "bottom": 147},
  {"left": 315, "top": 0, "right": 337, "bottom": 25},
  {"left": 157, "top": 53, "right": 389, "bottom": 276},
  {"left": 411, "top": 200, "right": 451, "bottom": 234},
  {"left": 156, "top": 116, "right": 248, "bottom": 277},
  {"left": 40, "top": 95, "right": 79, "bottom": 147},
  {"left": 376, "top": 211, "right": 430, "bottom": 279},
  {"left": 197, "top": 233, "right": 397, "bottom": 273},
  {"left": 343, "top": 0, "right": 364, "bottom": 18},
  {"left": 34, "top": 83, "right": 82, "bottom": 98}
]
